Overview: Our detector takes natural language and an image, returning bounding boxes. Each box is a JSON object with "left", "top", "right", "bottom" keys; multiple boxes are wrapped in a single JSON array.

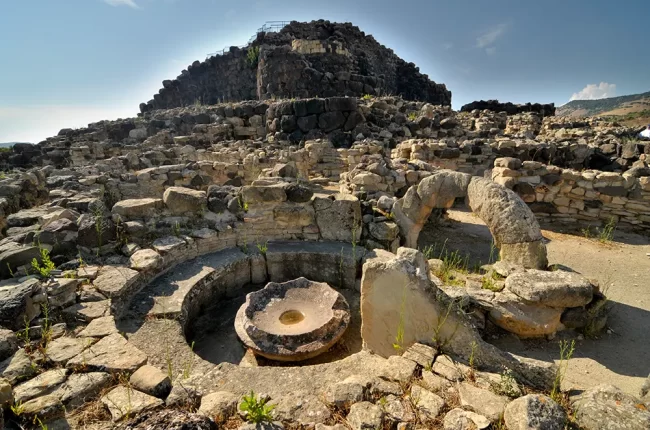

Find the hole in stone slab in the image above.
[{"left": 279, "top": 309, "right": 305, "bottom": 325}]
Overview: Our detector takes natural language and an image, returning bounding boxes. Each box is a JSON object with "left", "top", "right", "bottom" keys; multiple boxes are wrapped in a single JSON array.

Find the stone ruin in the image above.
[
  {"left": 0, "top": 21, "right": 648, "bottom": 430},
  {"left": 139, "top": 20, "right": 451, "bottom": 113}
]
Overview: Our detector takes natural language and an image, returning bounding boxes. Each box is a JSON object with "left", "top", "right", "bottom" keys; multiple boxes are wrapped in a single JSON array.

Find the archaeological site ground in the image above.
[{"left": 0, "top": 20, "right": 649, "bottom": 430}]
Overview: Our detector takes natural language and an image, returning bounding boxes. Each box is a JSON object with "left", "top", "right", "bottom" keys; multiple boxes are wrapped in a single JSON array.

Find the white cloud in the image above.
[
  {"left": 442, "top": 42, "right": 453, "bottom": 50},
  {"left": 485, "top": 47, "right": 496, "bottom": 55},
  {"left": 103, "top": 0, "right": 140, "bottom": 9},
  {"left": 476, "top": 23, "right": 508, "bottom": 49},
  {"left": 0, "top": 105, "right": 136, "bottom": 143},
  {"left": 570, "top": 82, "right": 617, "bottom": 101}
]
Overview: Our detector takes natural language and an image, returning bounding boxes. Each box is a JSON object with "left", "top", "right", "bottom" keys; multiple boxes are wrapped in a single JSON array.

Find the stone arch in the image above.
[{"left": 393, "top": 170, "right": 547, "bottom": 269}]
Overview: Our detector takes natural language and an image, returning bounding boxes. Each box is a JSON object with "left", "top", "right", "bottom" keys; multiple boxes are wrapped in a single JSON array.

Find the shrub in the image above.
[{"left": 246, "top": 46, "right": 260, "bottom": 68}]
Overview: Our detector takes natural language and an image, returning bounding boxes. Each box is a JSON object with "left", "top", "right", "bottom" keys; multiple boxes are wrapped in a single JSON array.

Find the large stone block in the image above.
[
  {"left": 360, "top": 248, "right": 554, "bottom": 389},
  {"left": 162, "top": 187, "right": 207, "bottom": 215},
  {"left": 505, "top": 269, "right": 594, "bottom": 308},
  {"left": 313, "top": 193, "right": 362, "bottom": 242},
  {"left": 112, "top": 198, "right": 164, "bottom": 219}
]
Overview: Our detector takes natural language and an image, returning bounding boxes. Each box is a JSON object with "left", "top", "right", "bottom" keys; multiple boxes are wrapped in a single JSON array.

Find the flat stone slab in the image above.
[
  {"left": 52, "top": 372, "right": 112, "bottom": 408},
  {"left": 505, "top": 269, "right": 594, "bottom": 308},
  {"left": 101, "top": 385, "right": 163, "bottom": 421},
  {"left": 46, "top": 336, "right": 93, "bottom": 365},
  {"left": 21, "top": 393, "right": 64, "bottom": 421},
  {"left": 1, "top": 348, "right": 38, "bottom": 383},
  {"left": 152, "top": 236, "right": 186, "bottom": 254},
  {"left": 180, "top": 350, "right": 412, "bottom": 399},
  {"left": 67, "top": 333, "right": 147, "bottom": 373},
  {"left": 488, "top": 292, "right": 563, "bottom": 337},
  {"left": 14, "top": 368, "right": 68, "bottom": 403},
  {"left": 93, "top": 266, "right": 141, "bottom": 299},
  {"left": 112, "top": 198, "right": 163, "bottom": 219},
  {"left": 78, "top": 315, "right": 118, "bottom": 337},
  {"left": 63, "top": 300, "right": 110, "bottom": 322},
  {"left": 144, "top": 248, "right": 249, "bottom": 319},
  {"left": 458, "top": 382, "right": 509, "bottom": 422}
]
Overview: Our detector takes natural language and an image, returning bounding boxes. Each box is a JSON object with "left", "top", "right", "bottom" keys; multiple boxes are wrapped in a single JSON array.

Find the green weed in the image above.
[
  {"left": 551, "top": 340, "right": 575, "bottom": 402},
  {"left": 239, "top": 391, "right": 275, "bottom": 424},
  {"left": 256, "top": 241, "right": 268, "bottom": 255},
  {"left": 31, "top": 246, "right": 56, "bottom": 279},
  {"left": 182, "top": 341, "right": 195, "bottom": 379},
  {"left": 598, "top": 217, "right": 616, "bottom": 243},
  {"left": 11, "top": 400, "right": 25, "bottom": 416},
  {"left": 481, "top": 271, "right": 502, "bottom": 291},
  {"left": 490, "top": 368, "right": 519, "bottom": 397},
  {"left": 392, "top": 286, "right": 408, "bottom": 352},
  {"left": 246, "top": 46, "right": 260, "bottom": 68}
]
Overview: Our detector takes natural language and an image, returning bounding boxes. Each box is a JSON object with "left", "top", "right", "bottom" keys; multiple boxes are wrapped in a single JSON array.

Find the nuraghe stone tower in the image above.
[{"left": 139, "top": 20, "right": 451, "bottom": 113}]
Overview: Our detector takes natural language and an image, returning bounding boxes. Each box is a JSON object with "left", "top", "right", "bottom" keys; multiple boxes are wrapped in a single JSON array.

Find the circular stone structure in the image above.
[{"left": 235, "top": 277, "right": 350, "bottom": 362}]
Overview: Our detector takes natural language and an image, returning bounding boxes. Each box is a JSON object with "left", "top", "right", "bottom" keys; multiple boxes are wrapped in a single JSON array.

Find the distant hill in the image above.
[
  {"left": 0, "top": 142, "right": 32, "bottom": 149},
  {"left": 557, "top": 91, "right": 650, "bottom": 127}
]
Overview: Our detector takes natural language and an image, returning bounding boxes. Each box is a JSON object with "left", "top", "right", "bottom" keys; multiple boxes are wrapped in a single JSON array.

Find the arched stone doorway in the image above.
[{"left": 392, "top": 170, "right": 548, "bottom": 269}]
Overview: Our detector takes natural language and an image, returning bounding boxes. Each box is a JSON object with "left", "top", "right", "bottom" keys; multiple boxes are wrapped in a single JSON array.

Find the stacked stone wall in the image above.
[
  {"left": 492, "top": 158, "right": 650, "bottom": 230},
  {"left": 461, "top": 100, "right": 556, "bottom": 116}
]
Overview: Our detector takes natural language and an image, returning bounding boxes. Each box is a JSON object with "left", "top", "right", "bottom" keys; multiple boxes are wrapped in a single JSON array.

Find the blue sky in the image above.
[{"left": 1, "top": 0, "right": 648, "bottom": 142}]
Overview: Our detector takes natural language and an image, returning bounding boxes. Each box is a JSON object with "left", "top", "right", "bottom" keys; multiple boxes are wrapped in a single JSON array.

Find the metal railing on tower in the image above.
[{"left": 206, "top": 21, "right": 290, "bottom": 60}]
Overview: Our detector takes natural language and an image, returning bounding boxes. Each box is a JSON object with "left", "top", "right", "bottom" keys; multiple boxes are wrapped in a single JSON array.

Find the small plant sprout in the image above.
[
  {"left": 238, "top": 196, "right": 249, "bottom": 213},
  {"left": 33, "top": 416, "right": 49, "bottom": 430},
  {"left": 182, "top": 341, "right": 195, "bottom": 379},
  {"left": 431, "top": 293, "right": 461, "bottom": 349},
  {"left": 31, "top": 246, "right": 56, "bottom": 279},
  {"left": 11, "top": 400, "right": 25, "bottom": 416},
  {"left": 490, "top": 367, "right": 519, "bottom": 397},
  {"left": 468, "top": 341, "right": 478, "bottom": 370},
  {"left": 17, "top": 316, "right": 31, "bottom": 348},
  {"left": 239, "top": 391, "right": 276, "bottom": 424},
  {"left": 256, "top": 240, "right": 268, "bottom": 255},
  {"left": 93, "top": 206, "right": 105, "bottom": 250},
  {"left": 407, "top": 112, "right": 418, "bottom": 121},
  {"left": 362, "top": 94, "right": 373, "bottom": 100},
  {"left": 598, "top": 217, "right": 617, "bottom": 243},
  {"left": 392, "top": 286, "right": 408, "bottom": 352},
  {"left": 551, "top": 339, "right": 575, "bottom": 402},
  {"left": 173, "top": 221, "right": 181, "bottom": 237}
]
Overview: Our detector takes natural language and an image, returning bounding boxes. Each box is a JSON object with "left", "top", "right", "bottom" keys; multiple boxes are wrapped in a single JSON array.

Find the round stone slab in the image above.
[{"left": 235, "top": 277, "right": 350, "bottom": 362}]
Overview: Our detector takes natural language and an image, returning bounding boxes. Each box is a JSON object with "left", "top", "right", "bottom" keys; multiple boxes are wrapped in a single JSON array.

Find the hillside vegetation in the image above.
[{"left": 557, "top": 91, "right": 650, "bottom": 127}]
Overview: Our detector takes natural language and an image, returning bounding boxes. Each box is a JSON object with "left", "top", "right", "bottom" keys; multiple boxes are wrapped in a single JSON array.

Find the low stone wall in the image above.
[
  {"left": 460, "top": 100, "right": 556, "bottom": 116},
  {"left": 492, "top": 158, "right": 650, "bottom": 229}
]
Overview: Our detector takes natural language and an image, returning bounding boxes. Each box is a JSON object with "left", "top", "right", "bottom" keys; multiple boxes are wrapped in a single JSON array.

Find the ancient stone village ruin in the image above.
[{"left": 0, "top": 20, "right": 648, "bottom": 430}]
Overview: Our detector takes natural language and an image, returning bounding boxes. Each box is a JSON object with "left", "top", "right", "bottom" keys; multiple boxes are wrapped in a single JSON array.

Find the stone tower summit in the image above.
[{"left": 140, "top": 20, "right": 451, "bottom": 113}]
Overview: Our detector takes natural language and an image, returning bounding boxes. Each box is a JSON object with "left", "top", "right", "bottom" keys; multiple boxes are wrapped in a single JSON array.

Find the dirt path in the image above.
[{"left": 418, "top": 208, "right": 650, "bottom": 397}]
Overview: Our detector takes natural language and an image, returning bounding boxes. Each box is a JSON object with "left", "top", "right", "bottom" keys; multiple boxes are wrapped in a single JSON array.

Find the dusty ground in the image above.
[{"left": 418, "top": 207, "right": 650, "bottom": 397}]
